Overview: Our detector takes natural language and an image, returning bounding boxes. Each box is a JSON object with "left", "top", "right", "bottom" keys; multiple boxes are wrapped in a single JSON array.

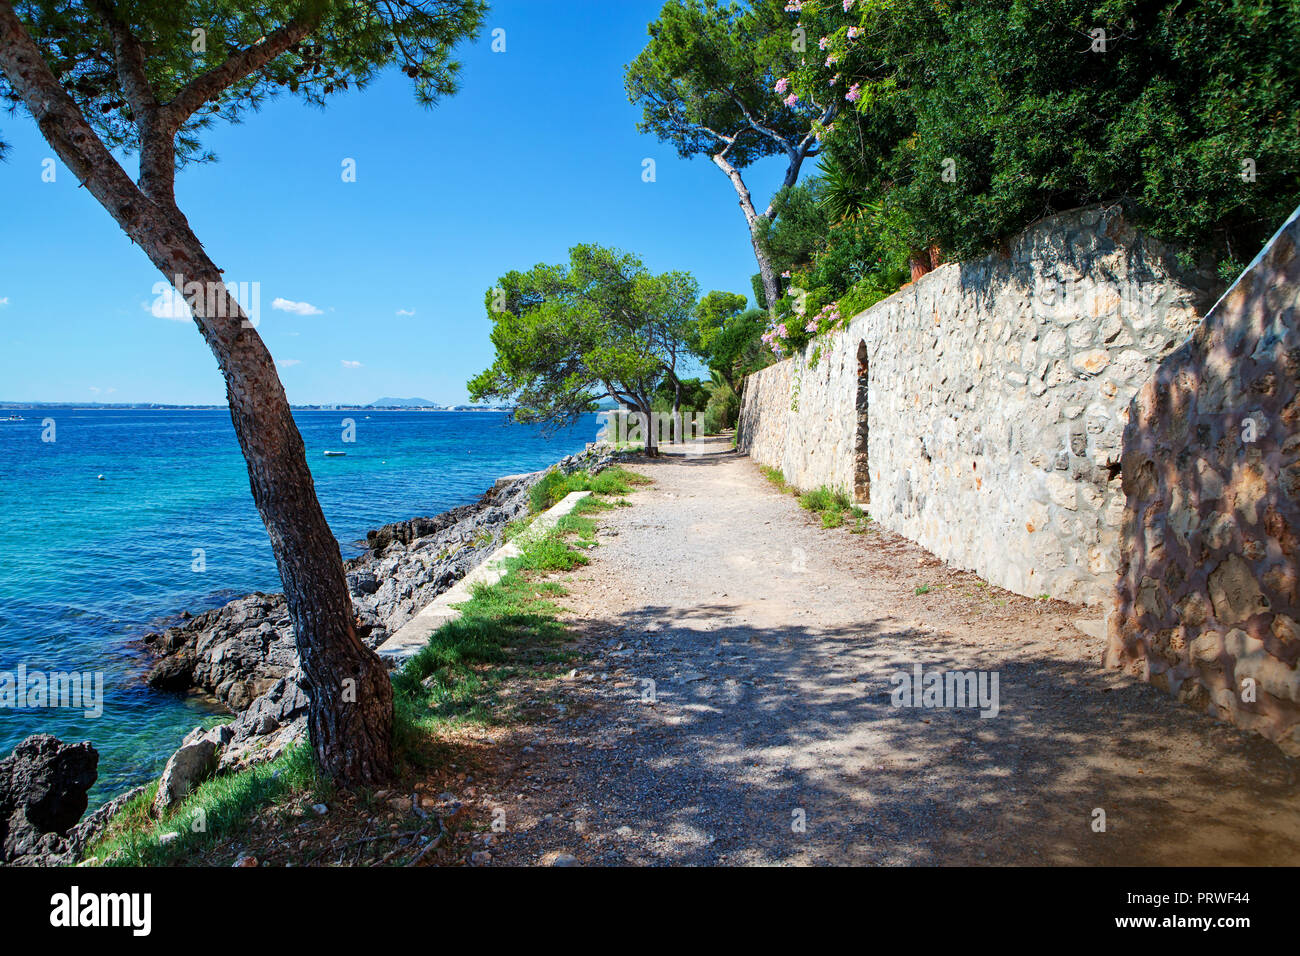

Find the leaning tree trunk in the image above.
[
  {"left": 748, "top": 228, "right": 781, "bottom": 315},
  {"left": 713, "top": 151, "right": 781, "bottom": 313},
  {"left": 169, "top": 246, "right": 395, "bottom": 785},
  {"left": 0, "top": 0, "right": 392, "bottom": 785}
]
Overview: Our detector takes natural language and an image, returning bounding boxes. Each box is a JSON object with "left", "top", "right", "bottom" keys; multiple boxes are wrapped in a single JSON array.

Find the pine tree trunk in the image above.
[
  {"left": 671, "top": 379, "right": 682, "bottom": 444},
  {"left": 175, "top": 251, "right": 395, "bottom": 785},
  {"left": 137, "top": 219, "right": 395, "bottom": 785},
  {"left": 0, "top": 0, "right": 393, "bottom": 785},
  {"left": 713, "top": 151, "right": 781, "bottom": 312}
]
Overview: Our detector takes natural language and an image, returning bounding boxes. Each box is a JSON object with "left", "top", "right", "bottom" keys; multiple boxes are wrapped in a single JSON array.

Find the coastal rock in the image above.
[
  {"left": 0, "top": 734, "right": 98, "bottom": 865},
  {"left": 71, "top": 783, "right": 147, "bottom": 855},
  {"left": 140, "top": 443, "right": 614, "bottom": 793},
  {"left": 218, "top": 670, "right": 310, "bottom": 771},
  {"left": 143, "top": 592, "right": 295, "bottom": 711},
  {"left": 152, "top": 725, "right": 231, "bottom": 816},
  {"left": 145, "top": 653, "right": 196, "bottom": 692}
]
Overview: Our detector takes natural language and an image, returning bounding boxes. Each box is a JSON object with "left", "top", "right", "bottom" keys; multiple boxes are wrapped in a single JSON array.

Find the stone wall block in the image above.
[{"left": 1111, "top": 205, "right": 1300, "bottom": 754}]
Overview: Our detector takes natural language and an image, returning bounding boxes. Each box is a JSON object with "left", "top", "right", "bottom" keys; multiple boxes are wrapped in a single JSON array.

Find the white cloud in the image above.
[
  {"left": 396, "top": 308, "right": 416, "bottom": 316},
  {"left": 0, "top": 297, "right": 9, "bottom": 307},
  {"left": 277, "top": 359, "right": 302, "bottom": 368},
  {"left": 340, "top": 360, "right": 363, "bottom": 369},
  {"left": 272, "top": 297, "right": 323, "bottom": 316}
]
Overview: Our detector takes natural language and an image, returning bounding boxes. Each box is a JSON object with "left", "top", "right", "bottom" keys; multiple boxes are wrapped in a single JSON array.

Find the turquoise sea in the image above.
[{"left": 0, "top": 408, "right": 598, "bottom": 802}]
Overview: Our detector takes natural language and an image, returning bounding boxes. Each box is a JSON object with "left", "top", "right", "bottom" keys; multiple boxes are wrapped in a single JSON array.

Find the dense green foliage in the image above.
[
  {"left": 736, "top": 0, "right": 1300, "bottom": 357},
  {"left": 528, "top": 466, "right": 652, "bottom": 514},
  {"left": 626, "top": 0, "right": 849, "bottom": 308},
  {"left": 625, "top": 0, "right": 837, "bottom": 167},
  {"left": 468, "top": 244, "right": 698, "bottom": 448},
  {"left": 1, "top": 0, "right": 487, "bottom": 163},
  {"left": 788, "top": 0, "right": 1300, "bottom": 270},
  {"left": 692, "top": 290, "right": 773, "bottom": 390}
]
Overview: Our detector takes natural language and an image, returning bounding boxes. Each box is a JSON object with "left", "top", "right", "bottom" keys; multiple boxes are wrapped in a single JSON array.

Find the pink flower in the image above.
[
  {"left": 847, "top": 26, "right": 860, "bottom": 39},
  {"left": 805, "top": 319, "right": 818, "bottom": 333},
  {"left": 843, "top": 0, "right": 856, "bottom": 10},
  {"left": 846, "top": 83, "right": 861, "bottom": 102},
  {"left": 825, "top": 55, "right": 837, "bottom": 67},
  {"left": 829, "top": 74, "right": 839, "bottom": 86},
  {"left": 784, "top": 93, "right": 799, "bottom": 106},
  {"left": 818, "top": 36, "right": 829, "bottom": 50},
  {"left": 775, "top": 77, "right": 790, "bottom": 94}
]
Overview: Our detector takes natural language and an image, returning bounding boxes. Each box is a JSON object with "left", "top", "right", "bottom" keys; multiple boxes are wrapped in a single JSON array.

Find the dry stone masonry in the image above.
[
  {"left": 1107, "top": 207, "right": 1300, "bottom": 755},
  {"left": 739, "top": 206, "right": 1218, "bottom": 605}
]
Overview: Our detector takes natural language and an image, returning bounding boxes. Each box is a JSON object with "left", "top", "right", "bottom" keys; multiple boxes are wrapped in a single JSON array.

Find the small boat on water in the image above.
[
  {"left": 2, "top": 414, "right": 23, "bottom": 422},
  {"left": 323, "top": 450, "right": 347, "bottom": 457}
]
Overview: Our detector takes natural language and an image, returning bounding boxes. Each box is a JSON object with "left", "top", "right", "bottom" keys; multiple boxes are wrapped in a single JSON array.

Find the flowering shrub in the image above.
[{"left": 774, "top": 0, "right": 1300, "bottom": 269}]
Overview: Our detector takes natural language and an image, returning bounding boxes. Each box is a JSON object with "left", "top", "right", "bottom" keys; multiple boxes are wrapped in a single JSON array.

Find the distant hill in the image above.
[{"left": 368, "top": 397, "right": 440, "bottom": 408}]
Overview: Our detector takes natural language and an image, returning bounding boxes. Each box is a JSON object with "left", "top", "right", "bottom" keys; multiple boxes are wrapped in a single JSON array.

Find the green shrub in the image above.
[
  {"left": 797, "top": 484, "right": 855, "bottom": 530},
  {"left": 798, "top": 486, "right": 835, "bottom": 512},
  {"left": 702, "top": 380, "right": 740, "bottom": 433},
  {"left": 528, "top": 466, "right": 650, "bottom": 513},
  {"left": 789, "top": 0, "right": 1300, "bottom": 274}
]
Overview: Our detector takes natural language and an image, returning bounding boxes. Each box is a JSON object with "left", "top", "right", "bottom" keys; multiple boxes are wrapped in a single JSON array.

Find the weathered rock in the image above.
[
  {"left": 145, "top": 654, "right": 195, "bottom": 692},
  {"left": 1208, "top": 554, "right": 1270, "bottom": 625},
  {"left": 71, "top": 783, "right": 147, "bottom": 855},
  {"left": 218, "top": 671, "right": 310, "bottom": 771},
  {"left": 0, "top": 734, "right": 98, "bottom": 865},
  {"left": 153, "top": 725, "right": 230, "bottom": 816}
]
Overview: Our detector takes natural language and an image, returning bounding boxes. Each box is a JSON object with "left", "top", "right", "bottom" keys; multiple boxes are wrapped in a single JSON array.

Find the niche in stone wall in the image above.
[{"left": 855, "top": 340, "right": 870, "bottom": 504}]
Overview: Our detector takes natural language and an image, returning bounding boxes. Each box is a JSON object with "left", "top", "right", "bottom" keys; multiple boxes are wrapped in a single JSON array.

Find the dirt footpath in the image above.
[{"left": 473, "top": 438, "right": 1300, "bottom": 866}]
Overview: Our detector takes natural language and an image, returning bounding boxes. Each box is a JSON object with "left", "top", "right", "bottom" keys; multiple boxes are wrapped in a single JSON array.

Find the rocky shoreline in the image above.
[{"left": 0, "top": 443, "right": 613, "bottom": 865}]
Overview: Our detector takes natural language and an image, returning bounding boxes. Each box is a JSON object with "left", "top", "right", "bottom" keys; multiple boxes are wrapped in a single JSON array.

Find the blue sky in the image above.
[{"left": 0, "top": 0, "right": 790, "bottom": 406}]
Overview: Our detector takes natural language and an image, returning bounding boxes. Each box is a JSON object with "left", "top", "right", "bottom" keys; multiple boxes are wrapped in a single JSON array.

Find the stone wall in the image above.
[
  {"left": 1107, "top": 207, "right": 1300, "bottom": 755},
  {"left": 738, "top": 206, "right": 1217, "bottom": 605}
]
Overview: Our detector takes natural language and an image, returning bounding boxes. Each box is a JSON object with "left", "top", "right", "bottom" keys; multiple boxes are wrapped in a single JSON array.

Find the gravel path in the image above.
[{"left": 476, "top": 438, "right": 1300, "bottom": 866}]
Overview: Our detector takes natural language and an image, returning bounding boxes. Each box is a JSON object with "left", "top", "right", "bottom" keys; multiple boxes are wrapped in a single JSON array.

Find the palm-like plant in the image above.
[{"left": 818, "top": 154, "right": 876, "bottom": 224}]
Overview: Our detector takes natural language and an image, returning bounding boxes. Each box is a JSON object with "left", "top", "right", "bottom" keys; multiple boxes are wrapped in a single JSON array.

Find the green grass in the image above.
[
  {"left": 390, "top": 523, "right": 598, "bottom": 763},
  {"left": 760, "top": 465, "right": 795, "bottom": 495},
  {"left": 797, "top": 486, "right": 834, "bottom": 512},
  {"left": 556, "top": 512, "right": 599, "bottom": 549},
  {"left": 761, "top": 468, "right": 869, "bottom": 531},
  {"left": 797, "top": 484, "right": 858, "bottom": 530},
  {"left": 86, "top": 466, "right": 640, "bottom": 865},
  {"left": 502, "top": 516, "right": 533, "bottom": 542},
  {"left": 529, "top": 466, "right": 651, "bottom": 513},
  {"left": 396, "top": 470, "right": 646, "bottom": 743},
  {"left": 84, "top": 743, "right": 326, "bottom": 867}
]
